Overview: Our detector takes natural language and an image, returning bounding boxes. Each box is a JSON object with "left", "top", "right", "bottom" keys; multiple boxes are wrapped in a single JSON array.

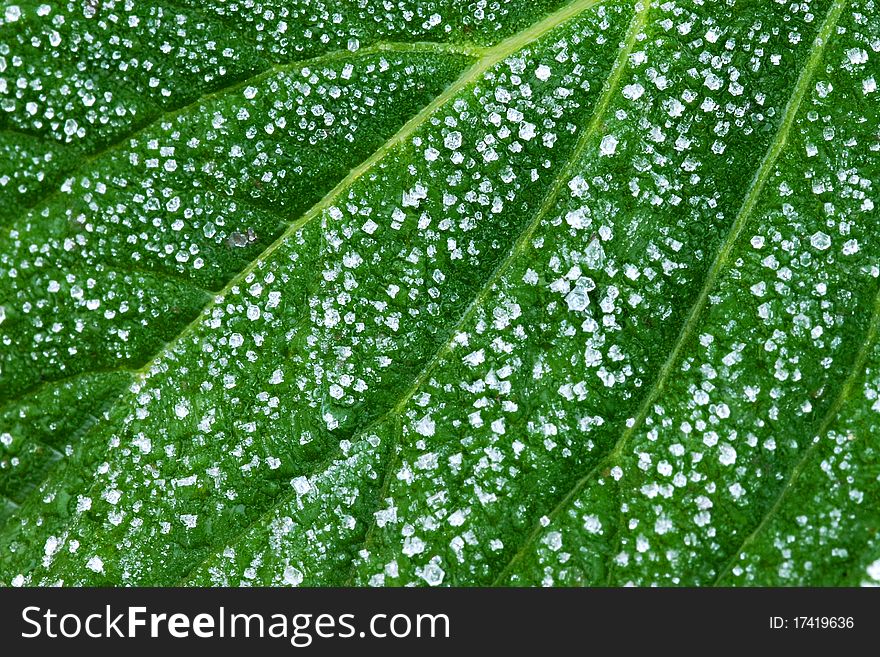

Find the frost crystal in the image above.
[{"left": 600, "top": 134, "right": 619, "bottom": 156}]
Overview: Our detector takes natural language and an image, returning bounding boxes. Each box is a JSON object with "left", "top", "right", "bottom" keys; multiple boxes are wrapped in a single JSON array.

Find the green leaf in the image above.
[{"left": 0, "top": 0, "right": 878, "bottom": 587}]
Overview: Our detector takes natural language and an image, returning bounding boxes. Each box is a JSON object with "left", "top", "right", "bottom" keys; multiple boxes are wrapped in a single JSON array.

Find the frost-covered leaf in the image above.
[{"left": 0, "top": 0, "right": 878, "bottom": 587}]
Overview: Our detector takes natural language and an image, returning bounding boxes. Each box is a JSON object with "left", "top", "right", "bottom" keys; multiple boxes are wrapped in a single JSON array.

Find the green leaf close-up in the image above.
[{"left": 0, "top": 0, "right": 878, "bottom": 587}]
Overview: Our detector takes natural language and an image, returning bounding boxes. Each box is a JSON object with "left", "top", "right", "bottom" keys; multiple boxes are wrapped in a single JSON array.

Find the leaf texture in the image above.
[{"left": 0, "top": 0, "right": 878, "bottom": 587}]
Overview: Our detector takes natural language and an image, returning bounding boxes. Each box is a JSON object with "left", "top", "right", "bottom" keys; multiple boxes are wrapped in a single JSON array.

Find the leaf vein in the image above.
[
  {"left": 8, "top": 42, "right": 480, "bottom": 223},
  {"left": 494, "top": 0, "right": 848, "bottom": 585},
  {"left": 171, "top": 0, "right": 619, "bottom": 585},
  {"left": 712, "top": 281, "right": 880, "bottom": 586},
  {"left": 125, "top": 0, "right": 610, "bottom": 390},
  {"left": 349, "top": 0, "right": 651, "bottom": 584},
  {"left": 0, "top": 370, "right": 135, "bottom": 415}
]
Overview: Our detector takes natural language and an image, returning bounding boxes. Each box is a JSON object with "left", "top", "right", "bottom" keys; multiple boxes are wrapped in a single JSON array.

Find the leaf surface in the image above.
[{"left": 1, "top": 0, "right": 878, "bottom": 586}]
